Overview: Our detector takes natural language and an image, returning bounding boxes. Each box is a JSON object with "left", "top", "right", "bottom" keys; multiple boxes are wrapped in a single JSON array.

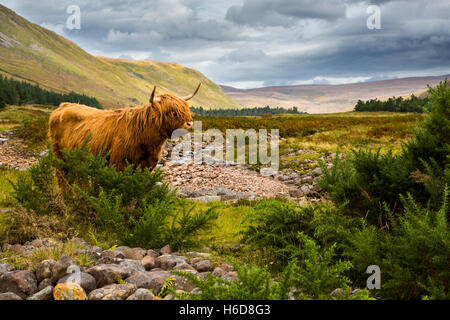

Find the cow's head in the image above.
[{"left": 150, "top": 83, "right": 200, "bottom": 138}]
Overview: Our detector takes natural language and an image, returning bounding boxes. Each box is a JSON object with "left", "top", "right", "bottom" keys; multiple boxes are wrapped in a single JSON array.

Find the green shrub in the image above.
[
  {"left": 172, "top": 261, "right": 292, "bottom": 300},
  {"left": 319, "top": 81, "right": 450, "bottom": 223},
  {"left": 9, "top": 143, "right": 217, "bottom": 250},
  {"left": 288, "top": 233, "right": 353, "bottom": 300},
  {"left": 347, "top": 187, "right": 449, "bottom": 299},
  {"left": 15, "top": 117, "right": 49, "bottom": 150}
]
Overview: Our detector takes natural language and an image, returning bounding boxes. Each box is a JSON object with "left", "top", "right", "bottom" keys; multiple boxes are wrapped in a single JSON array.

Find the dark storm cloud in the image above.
[
  {"left": 1, "top": 0, "right": 449, "bottom": 88},
  {"left": 226, "top": 0, "right": 347, "bottom": 27}
]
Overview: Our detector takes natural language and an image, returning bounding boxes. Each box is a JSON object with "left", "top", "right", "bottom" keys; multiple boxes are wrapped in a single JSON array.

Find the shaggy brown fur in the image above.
[{"left": 49, "top": 92, "right": 194, "bottom": 178}]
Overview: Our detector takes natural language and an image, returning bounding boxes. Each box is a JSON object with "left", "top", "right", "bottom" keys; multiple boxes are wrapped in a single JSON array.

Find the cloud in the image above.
[
  {"left": 0, "top": 0, "right": 449, "bottom": 88},
  {"left": 226, "top": 0, "right": 347, "bottom": 27}
]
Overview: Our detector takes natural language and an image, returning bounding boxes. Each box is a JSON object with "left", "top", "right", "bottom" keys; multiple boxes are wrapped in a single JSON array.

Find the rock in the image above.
[
  {"left": 289, "top": 189, "right": 304, "bottom": 198},
  {"left": 174, "top": 262, "right": 197, "bottom": 273},
  {"left": 0, "top": 270, "right": 38, "bottom": 299},
  {"left": 125, "top": 272, "right": 153, "bottom": 289},
  {"left": 58, "top": 272, "right": 97, "bottom": 294},
  {"left": 126, "top": 288, "right": 155, "bottom": 300},
  {"left": 27, "top": 285, "right": 54, "bottom": 300},
  {"left": 141, "top": 255, "right": 156, "bottom": 270},
  {"left": 36, "top": 260, "right": 55, "bottom": 282},
  {"left": 38, "top": 279, "right": 53, "bottom": 291},
  {"left": 160, "top": 245, "right": 171, "bottom": 255},
  {"left": 86, "top": 264, "right": 133, "bottom": 288},
  {"left": 190, "top": 257, "right": 203, "bottom": 265},
  {"left": 186, "top": 252, "right": 211, "bottom": 259},
  {"left": 88, "top": 284, "right": 137, "bottom": 300},
  {"left": 212, "top": 267, "right": 228, "bottom": 279},
  {"left": 155, "top": 254, "right": 188, "bottom": 270},
  {"left": 220, "top": 264, "right": 234, "bottom": 272},
  {"left": 51, "top": 255, "right": 76, "bottom": 282},
  {"left": 0, "top": 292, "right": 23, "bottom": 300},
  {"left": 121, "top": 248, "right": 146, "bottom": 261},
  {"left": 146, "top": 249, "right": 160, "bottom": 259},
  {"left": 119, "top": 259, "right": 145, "bottom": 274},
  {"left": 225, "top": 271, "right": 239, "bottom": 282},
  {"left": 99, "top": 250, "right": 125, "bottom": 262},
  {"left": 0, "top": 263, "right": 14, "bottom": 274},
  {"left": 188, "top": 195, "right": 221, "bottom": 203},
  {"left": 53, "top": 283, "right": 86, "bottom": 300},
  {"left": 331, "top": 288, "right": 345, "bottom": 298},
  {"left": 193, "top": 260, "right": 212, "bottom": 272},
  {"left": 143, "top": 271, "right": 171, "bottom": 295}
]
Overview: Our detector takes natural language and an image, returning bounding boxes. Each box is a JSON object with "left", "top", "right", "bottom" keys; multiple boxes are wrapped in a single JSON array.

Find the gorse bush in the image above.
[
  {"left": 15, "top": 117, "right": 49, "bottom": 150},
  {"left": 8, "top": 142, "right": 217, "bottom": 250},
  {"left": 172, "top": 261, "right": 292, "bottom": 300},
  {"left": 319, "top": 81, "right": 450, "bottom": 223}
]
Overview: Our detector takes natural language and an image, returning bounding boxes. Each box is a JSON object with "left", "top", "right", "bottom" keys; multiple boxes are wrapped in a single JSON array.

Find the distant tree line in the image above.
[
  {"left": 0, "top": 75, "right": 102, "bottom": 110},
  {"left": 190, "top": 105, "right": 307, "bottom": 117},
  {"left": 354, "top": 94, "right": 430, "bottom": 113}
]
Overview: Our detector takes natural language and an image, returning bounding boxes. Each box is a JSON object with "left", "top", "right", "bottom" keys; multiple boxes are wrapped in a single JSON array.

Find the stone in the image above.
[
  {"left": 86, "top": 264, "right": 133, "bottom": 288},
  {"left": 38, "top": 279, "right": 53, "bottom": 291},
  {"left": 146, "top": 249, "right": 160, "bottom": 259},
  {"left": 190, "top": 257, "right": 202, "bottom": 265},
  {"left": 126, "top": 288, "right": 155, "bottom": 300},
  {"left": 121, "top": 248, "right": 146, "bottom": 261},
  {"left": 193, "top": 260, "right": 212, "bottom": 272},
  {"left": 160, "top": 245, "right": 171, "bottom": 255},
  {"left": 155, "top": 254, "right": 188, "bottom": 270},
  {"left": 119, "top": 259, "right": 145, "bottom": 274},
  {"left": 220, "top": 264, "right": 234, "bottom": 272},
  {"left": 0, "top": 292, "right": 23, "bottom": 300},
  {"left": 141, "top": 255, "right": 156, "bottom": 270},
  {"left": 144, "top": 271, "right": 171, "bottom": 295},
  {"left": 36, "top": 260, "right": 55, "bottom": 282},
  {"left": 186, "top": 252, "right": 211, "bottom": 259},
  {"left": 212, "top": 267, "right": 228, "bottom": 279},
  {"left": 53, "top": 283, "right": 86, "bottom": 300},
  {"left": 99, "top": 250, "right": 125, "bottom": 261},
  {"left": 125, "top": 272, "right": 153, "bottom": 289},
  {"left": 27, "top": 285, "right": 54, "bottom": 300},
  {"left": 88, "top": 284, "right": 137, "bottom": 300},
  {"left": 51, "top": 255, "right": 76, "bottom": 282},
  {"left": 0, "top": 263, "right": 14, "bottom": 274},
  {"left": 174, "top": 262, "right": 197, "bottom": 272},
  {"left": 58, "top": 272, "right": 97, "bottom": 294},
  {"left": 0, "top": 270, "right": 38, "bottom": 299}
]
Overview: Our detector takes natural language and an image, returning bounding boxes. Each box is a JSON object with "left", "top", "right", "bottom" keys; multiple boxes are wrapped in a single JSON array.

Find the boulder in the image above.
[
  {"left": 86, "top": 264, "right": 133, "bottom": 288},
  {"left": 160, "top": 245, "right": 171, "bottom": 255},
  {"left": 51, "top": 255, "right": 76, "bottom": 282},
  {"left": 27, "top": 285, "right": 54, "bottom": 300},
  {"left": 53, "top": 283, "right": 86, "bottom": 300},
  {"left": 0, "top": 263, "right": 14, "bottom": 274},
  {"left": 0, "top": 292, "right": 23, "bottom": 300},
  {"left": 38, "top": 279, "right": 53, "bottom": 291},
  {"left": 0, "top": 270, "right": 38, "bottom": 299},
  {"left": 121, "top": 248, "right": 146, "bottom": 261},
  {"left": 141, "top": 255, "right": 156, "bottom": 270},
  {"left": 88, "top": 284, "right": 137, "bottom": 300},
  {"left": 36, "top": 260, "right": 55, "bottom": 282},
  {"left": 193, "top": 260, "right": 212, "bottom": 272},
  {"left": 57, "top": 272, "right": 97, "bottom": 294},
  {"left": 156, "top": 255, "right": 188, "bottom": 270},
  {"left": 126, "top": 288, "right": 155, "bottom": 300}
]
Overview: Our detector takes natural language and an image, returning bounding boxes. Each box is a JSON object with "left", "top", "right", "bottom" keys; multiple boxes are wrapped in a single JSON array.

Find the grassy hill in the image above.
[
  {"left": 0, "top": 4, "right": 239, "bottom": 109},
  {"left": 222, "top": 75, "right": 449, "bottom": 114}
]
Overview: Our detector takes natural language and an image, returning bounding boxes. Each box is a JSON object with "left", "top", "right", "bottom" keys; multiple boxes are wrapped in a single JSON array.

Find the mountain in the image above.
[
  {"left": 0, "top": 5, "right": 239, "bottom": 109},
  {"left": 222, "top": 75, "right": 449, "bottom": 114}
]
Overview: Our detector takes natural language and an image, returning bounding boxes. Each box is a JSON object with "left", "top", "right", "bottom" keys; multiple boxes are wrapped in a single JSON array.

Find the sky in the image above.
[{"left": 1, "top": 0, "right": 450, "bottom": 89}]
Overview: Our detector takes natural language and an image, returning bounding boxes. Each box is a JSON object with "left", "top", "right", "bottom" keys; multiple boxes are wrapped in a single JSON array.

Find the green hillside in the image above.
[{"left": 0, "top": 4, "right": 239, "bottom": 109}]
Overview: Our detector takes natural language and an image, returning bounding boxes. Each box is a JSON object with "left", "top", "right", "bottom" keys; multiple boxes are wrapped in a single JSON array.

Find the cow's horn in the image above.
[
  {"left": 149, "top": 86, "right": 157, "bottom": 104},
  {"left": 182, "top": 83, "right": 201, "bottom": 101}
]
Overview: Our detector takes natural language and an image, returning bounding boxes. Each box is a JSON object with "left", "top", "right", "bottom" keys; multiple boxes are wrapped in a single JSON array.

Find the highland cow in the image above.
[{"left": 49, "top": 83, "right": 201, "bottom": 188}]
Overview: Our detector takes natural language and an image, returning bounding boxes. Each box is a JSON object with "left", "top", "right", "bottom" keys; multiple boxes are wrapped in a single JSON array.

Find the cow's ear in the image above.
[{"left": 149, "top": 86, "right": 157, "bottom": 104}]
